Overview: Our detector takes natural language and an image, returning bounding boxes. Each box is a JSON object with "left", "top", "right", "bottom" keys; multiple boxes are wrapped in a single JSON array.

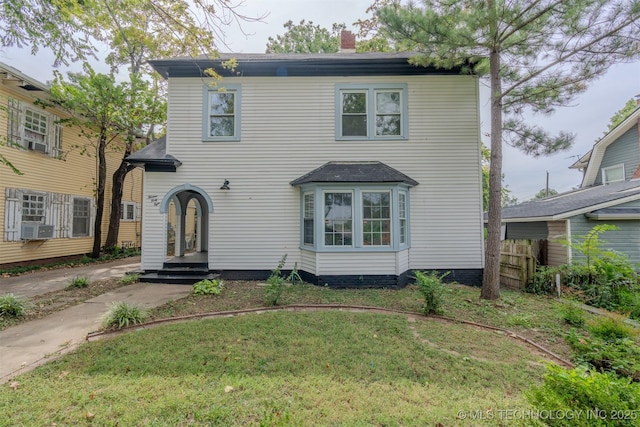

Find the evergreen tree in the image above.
[{"left": 375, "top": 0, "right": 640, "bottom": 299}]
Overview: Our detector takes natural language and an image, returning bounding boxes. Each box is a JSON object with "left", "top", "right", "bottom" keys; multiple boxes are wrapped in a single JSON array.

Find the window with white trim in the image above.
[
  {"left": 120, "top": 201, "right": 139, "bottom": 221},
  {"left": 203, "top": 85, "right": 241, "bottom": 141},
  {"left": 6, "top": 98, "right": 63, "bottom": 157},
  {"left": 22, "top": 193, "right": 45, "bottom": 223},
  {"left": 602, "top": 164, "right": 625, "bottom": 184},
  {"left": 336, "top": 84, "right": 407, "bottom": 140},
  {"left": 300, "top": 185, "right": 410, "bottom": 251},
  {"left": 72, "top": 198, "right": 91, "bottom": 237}
]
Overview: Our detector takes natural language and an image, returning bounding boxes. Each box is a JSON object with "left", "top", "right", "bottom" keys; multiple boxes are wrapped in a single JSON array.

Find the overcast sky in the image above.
[{"left": 2, "top": 0, "right": 639, "bottom": 201}]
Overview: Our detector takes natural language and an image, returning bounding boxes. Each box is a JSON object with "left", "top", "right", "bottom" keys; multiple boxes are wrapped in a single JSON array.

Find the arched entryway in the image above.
[{"left": 160, "top": 184, "right": 213, "bottom": 264}]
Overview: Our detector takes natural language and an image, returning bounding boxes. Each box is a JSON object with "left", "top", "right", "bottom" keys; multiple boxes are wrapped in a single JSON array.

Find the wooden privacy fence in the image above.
[{"left": 499, "top": 240, "right": 540, "bottom": 290}]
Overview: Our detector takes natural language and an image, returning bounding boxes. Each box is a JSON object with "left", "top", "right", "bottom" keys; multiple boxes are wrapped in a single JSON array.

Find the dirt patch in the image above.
[{"left": 1, "top": 279, "right": 129, "bottom": 330}]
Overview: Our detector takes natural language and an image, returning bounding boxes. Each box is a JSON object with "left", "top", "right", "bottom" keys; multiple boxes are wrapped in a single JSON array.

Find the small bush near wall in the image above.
[{"left": 414, "top": 271, "right": 448, "bottom": 315}]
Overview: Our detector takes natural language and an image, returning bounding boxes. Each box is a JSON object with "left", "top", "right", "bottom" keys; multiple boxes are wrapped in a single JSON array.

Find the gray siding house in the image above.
[
  {"left": 129, "top": 48, "right": 485, "bottom": 287},
  {"left": 501, "top": 106, "right": 640, "bottom": 266}
]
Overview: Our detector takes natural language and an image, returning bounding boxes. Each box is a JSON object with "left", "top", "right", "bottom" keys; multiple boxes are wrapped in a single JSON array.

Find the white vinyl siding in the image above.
[{"left": 141, "top": 74, "right": 483, "bottom": 273}]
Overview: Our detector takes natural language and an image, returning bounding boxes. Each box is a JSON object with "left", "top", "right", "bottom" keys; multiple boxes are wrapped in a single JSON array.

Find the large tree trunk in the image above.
[
  {"left": 91, "top": 137, "right": 107, "bottom": 258},
  {"left": 481, "top": 11, "right": 503, "bottom": 300},
  {"left": 104, "top": 144, "right": 136, "bottom": 249}
]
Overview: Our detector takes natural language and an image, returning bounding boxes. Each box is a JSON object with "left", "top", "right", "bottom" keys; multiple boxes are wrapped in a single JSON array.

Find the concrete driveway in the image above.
[{"left": 0, "top": 257, "right": 192, "bottom": 382}]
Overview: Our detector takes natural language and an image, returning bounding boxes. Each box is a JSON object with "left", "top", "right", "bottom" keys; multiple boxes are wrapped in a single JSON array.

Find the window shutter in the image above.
[
  {"left": 7, "top": 99, "right": 23, "bottom": 149},
  {"left": 51, "top": 123, "right": 63, "bottom": 158},
  {"left": 4, "top": 188, "right": 22, "bottom": 241}
]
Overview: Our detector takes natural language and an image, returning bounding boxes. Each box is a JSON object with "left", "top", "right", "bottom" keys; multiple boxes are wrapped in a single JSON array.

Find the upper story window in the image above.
[
  {"left": 7, "top": 98, "right": 63, "bottom": 158},
  {"left": 202, "top": 85, "right": 241, "bottom": 142},
  {"left": 336, "top": 84, "right": 408, "bottom": 140},
  {"left": 602, "top": 164, "right": 625, "bottom": 184}
]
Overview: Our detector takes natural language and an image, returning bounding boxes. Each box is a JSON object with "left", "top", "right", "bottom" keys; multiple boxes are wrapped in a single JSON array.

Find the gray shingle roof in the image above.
[
  {"left": 126, "top": 136, "right": 182, "bottom": 171},
  {"left": 290, "top": 161, "right": 418, "bottom": 186},
  {"left": 501, "top": 180, "right": 640, "bottom": 220}
]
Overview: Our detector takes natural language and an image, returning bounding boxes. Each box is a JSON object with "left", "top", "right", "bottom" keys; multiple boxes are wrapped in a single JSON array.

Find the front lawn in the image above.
[{"left": 1, "top": 310, "right": 549, "bottom": 426}]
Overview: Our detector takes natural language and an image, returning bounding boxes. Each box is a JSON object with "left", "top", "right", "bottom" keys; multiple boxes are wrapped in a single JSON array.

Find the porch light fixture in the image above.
[{"left": 220, "top": 179, "right": 230, "bottom": 190}]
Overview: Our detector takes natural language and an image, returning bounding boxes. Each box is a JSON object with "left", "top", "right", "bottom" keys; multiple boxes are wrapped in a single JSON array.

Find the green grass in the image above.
[
  {"left": 150, "top": 281, "right": 580, "bottom": 359},
  {"left": 0, "top": 311, "right": 548, "bottom": 426}
]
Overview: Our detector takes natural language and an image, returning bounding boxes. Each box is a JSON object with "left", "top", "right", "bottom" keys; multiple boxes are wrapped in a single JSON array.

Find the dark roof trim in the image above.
[
  {"left": 290, "top": 161, "right": 419, "bottom": 187},
  {"left": 149, "top": 53, "right": 471, "bottom": 79},
  {"left": 585, "top": 207, "right": 640, "bottom": 220}
]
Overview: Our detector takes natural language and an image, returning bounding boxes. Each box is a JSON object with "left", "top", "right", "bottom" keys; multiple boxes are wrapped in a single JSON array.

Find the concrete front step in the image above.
[{"left": 139, "top": 272, "right": 220, "bottom": 285}]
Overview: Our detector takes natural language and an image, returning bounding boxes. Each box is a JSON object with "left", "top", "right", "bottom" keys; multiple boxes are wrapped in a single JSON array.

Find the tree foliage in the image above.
[
  {"left": 44, "top": 66, "right": 164, "bottom": 257},
  {"left": 266, "top": 20, "right": 346, "bottom": 54},
  {"left": 606, "top": 98, "right": 638, "bottom": 133},
  {"left": 531, "top": 188, "right": 558, "bottom": 200},
  {"left": 374, "top": 0, "right": 640, "bottom": 299}
]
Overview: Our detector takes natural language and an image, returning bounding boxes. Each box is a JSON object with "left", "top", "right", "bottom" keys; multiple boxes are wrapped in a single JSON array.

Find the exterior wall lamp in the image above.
[{"left": 220, "top": 179, "right": 230, "bottom": 190}]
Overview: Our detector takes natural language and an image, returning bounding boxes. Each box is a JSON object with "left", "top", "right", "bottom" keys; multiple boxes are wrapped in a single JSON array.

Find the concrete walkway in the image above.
[{"left": 0, "top": 259, "right": 192, "bottom": 382}]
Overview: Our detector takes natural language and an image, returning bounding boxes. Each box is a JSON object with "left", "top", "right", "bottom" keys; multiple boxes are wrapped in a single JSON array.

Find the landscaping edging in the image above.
[{"left": 86, "top": 303, "right": 574, "bottom": 368}]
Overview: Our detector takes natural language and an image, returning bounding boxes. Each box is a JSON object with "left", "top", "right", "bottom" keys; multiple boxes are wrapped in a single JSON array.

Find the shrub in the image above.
[
  {"left": 67, "top": 276, "right": 90, "bottom": 289},
  {"left": 118, "top": 273, "right": 139, "bottom": 285},
  {"left": 559, "top": 300, "right": 586, "bottom": 327},
  {"left": 192, "top": 278, "right": 224, "bottom": 295},
  {"left": 587, "top": 315, "right": 638, "bottom": 342},
  {"left": 414, "top": 270, "right": 448, "bottom": 315},
  {"left": 264, "top": 255, "right": 288, "bottom": 306},
  {"left": 0, "top": 293, "right": 26, "bottom": 318},
  {"left": 528, "top": 364, "right": 640, "bottom": 427},
  {"left": 566, "top": 316, "right": 640, "bottom": 380},
  {"left": 102, "top": 301, "right": 148, "bottom": 330}
]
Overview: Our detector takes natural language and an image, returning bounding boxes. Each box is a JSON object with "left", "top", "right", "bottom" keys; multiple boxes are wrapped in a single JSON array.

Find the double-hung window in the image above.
[
  {"left": 324, "top": 192, "right": 353, "bottom": 246},
  {"left": 303, "top": 193, "right": 315, "bottom": 245},
  {"left": 121, "top": 201, "right": 138, "bottom": 221},
  {"left": 362, "top": 191, "right": 391, "bottom": 246},
  {"left": 336, "top": 84, "right": 408, "bottom": 140},
  {"left": 72, "top": 198, "right": 91, "bottom": 237},
  {"left": 203, "top": 85, "right": 241, "bottom": 141}
]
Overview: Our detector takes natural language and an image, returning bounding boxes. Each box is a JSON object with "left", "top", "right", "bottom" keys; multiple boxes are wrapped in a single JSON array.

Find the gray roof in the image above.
[
  {"left": 126, "top": 136, "right": 182, "bottom": 171},
  {"left": 290, "top": 161, "right": 418, "bottom": 186},
  {"left": 149, "top": 52, "right": 471, "bottom": 79},
  {"left": 501, "top": 180, "right": 640, "bottom": 221}
]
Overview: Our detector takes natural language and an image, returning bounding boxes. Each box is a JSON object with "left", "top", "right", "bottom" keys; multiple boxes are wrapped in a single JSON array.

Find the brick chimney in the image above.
[{"left": 340, "top": 30, "right": 356, "bottom": 53}]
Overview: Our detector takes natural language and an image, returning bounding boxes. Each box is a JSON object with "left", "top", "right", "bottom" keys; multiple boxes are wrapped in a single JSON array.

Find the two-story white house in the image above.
[{"left": 129, "top": 47, "right": 484, "bottom": 287}]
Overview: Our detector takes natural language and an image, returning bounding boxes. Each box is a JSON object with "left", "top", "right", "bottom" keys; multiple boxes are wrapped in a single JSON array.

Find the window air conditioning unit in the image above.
[
  {"left": 21, "top": 224, "right": 54, "bottom": 240},
  {"left": 28, "top": 140, "right": 48, "bottom": 153}
]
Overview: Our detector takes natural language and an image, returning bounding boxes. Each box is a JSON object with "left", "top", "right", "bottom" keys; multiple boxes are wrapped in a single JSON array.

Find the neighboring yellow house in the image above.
[{"left": 0, "top": 62, "right": 143, "bottom": 267}]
